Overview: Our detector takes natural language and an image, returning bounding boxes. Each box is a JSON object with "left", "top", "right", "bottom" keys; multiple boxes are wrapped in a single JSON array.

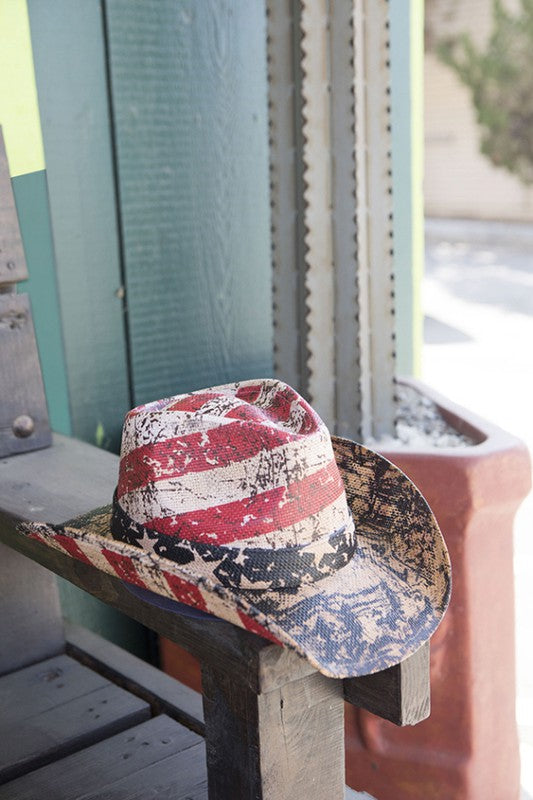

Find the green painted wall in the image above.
[
  {"left": 13, "top": 171, "right": 71, "bottom": 435},
  {"left": 28, "top": 0, "right": 131, "bottom": 453}
]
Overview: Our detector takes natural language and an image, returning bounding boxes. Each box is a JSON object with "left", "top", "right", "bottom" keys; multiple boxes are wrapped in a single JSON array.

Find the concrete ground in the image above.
[{"left": 423, "top": 218, "right": 533, "bottom": 800}]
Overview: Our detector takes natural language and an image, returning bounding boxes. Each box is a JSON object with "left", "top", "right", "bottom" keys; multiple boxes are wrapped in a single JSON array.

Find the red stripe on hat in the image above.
[
  {"left": 102, "top": 549, "right": 147, "bottom": 588},
  {"left": 235, "top": 383, "right": 320, "bottom": 435},
  {"left": 146, "top": 459, "right": 344, "bottom": 544},
  {"left": 162, "top": 572, "right": 208, "bottom": 611},
  {"left": 165, "top": 392, "right": 221, "bottom": 412},
  {"left": 235, "top": 383, "right": 262, "bottom": 404},
  {"left": 237, "top": 611, "right": 283, "bottom": 645},
  {"left": 54, "top": 533, "right": 93, "bottom": 565},
  {"left": 117, "top": 420, "right": 295, "bottom": 497},
  {"left": 224, "top": 403, "right": 286, "bottom": 426},
  {"left": 234, "top": 384, "right": 293, "bottom": 424}
]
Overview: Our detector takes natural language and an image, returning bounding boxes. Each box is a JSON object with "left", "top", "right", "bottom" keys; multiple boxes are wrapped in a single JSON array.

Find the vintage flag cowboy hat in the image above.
[{"left": 21, "top": 379, "right": 451, "bottom": 679}]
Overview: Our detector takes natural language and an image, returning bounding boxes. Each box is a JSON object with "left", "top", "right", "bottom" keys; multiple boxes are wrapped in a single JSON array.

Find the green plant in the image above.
[
  {"left": 95, "top": 421, "right": 110, "bottom": 450},
  {"left": 437, "top": 0, "right": 533, "bottom": 184}
]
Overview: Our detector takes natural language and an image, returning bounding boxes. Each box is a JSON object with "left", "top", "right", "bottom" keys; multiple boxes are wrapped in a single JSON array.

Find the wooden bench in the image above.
[{"left": 0, "top": 434, "right": 430, "bottom": 799}]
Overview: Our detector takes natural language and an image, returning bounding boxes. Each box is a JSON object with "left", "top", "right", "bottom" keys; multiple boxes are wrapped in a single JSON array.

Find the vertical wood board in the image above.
[
  {"left": 202, "top": 664, "right": 346, "bottom": 800},
  {"left": 0, "top": 293, "right": 51, "bottom": 456},
  {"left": 105, "top": 0, "right": 273, "bottom": 404},
  {"left": 28, "top": 0, "right": 131, "bottom": 451}
]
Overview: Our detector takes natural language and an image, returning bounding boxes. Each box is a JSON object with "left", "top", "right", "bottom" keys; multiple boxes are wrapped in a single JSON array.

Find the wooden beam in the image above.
[{"left": 343, "top": 641, "right": 430, "bottom": 726}]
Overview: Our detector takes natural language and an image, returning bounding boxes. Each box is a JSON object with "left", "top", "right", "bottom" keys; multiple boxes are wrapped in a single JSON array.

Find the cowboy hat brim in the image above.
[{"left": 20, "top": 437, "right": 451, "bottom": 679}]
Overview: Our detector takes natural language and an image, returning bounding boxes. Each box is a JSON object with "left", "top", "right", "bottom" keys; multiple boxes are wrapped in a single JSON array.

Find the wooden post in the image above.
[
  {"left": 202, "top": 659, "right": 345, "bottom": 800},
  {"left": 0, "top": 127, "right": 51, "bottom": 457}
]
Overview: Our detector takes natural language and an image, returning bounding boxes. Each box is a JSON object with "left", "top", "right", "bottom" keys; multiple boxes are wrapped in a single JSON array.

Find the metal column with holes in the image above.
[{"left": 267, "top": 0, "right": 396, "bottom": 441}]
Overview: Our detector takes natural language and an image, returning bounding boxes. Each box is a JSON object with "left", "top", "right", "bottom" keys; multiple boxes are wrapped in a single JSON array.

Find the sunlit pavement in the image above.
[{"left": 423, "top": 218, "right": 533, "bottom": 800}]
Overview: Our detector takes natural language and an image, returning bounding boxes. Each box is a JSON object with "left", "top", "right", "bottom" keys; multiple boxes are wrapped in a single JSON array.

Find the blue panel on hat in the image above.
[{"left": 123, "top": 582, "right": 215, "bottom": 620}]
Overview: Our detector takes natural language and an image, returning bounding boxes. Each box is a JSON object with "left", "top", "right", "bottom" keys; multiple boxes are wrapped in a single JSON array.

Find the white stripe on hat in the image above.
[{"left": 118, "top": 427, "right": 333, "bottom": 523}]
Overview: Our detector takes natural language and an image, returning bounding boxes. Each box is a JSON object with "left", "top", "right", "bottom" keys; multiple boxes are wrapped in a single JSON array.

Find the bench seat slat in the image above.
[
  {"left": 65, "top": 623, "right": 204, "bottom": 734},
  {"left": 0, "top": 715, "right": 204, "bottom": 800},
  {"left": 0, "top": 655, "right": 150, "bottom": 784}
]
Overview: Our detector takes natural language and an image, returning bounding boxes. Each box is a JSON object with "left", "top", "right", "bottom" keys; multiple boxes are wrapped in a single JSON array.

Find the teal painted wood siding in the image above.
[
  {"left": 28, "top": 0, "right": 131, "bottom": 452},
  {"left": 105, "top": 0, "right": 273, "bottom": 405},
  {"left": 13, "top": 170, "right": 71, "bottom": 436}
]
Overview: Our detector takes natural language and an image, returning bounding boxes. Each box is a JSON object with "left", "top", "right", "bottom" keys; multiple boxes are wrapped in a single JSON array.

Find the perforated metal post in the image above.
[{"left": 267, "top": 0, "right": 396, "bottom": 440}]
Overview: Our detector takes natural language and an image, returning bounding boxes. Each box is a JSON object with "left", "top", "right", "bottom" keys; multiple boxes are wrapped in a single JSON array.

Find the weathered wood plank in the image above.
[
  {"left": 81, "top": 741, "right": 207, "bottom": 800},
  {"left": 0, "top": 127, "right": 28, "bottom": 284},
  {"left": 0, "top": 541, "right": 63, "bottom": 676},
  {"left": 0, "top": 655, "right": 106, "bottom": 724},
  {"left": 0, "top": 655, "right": 150, "bottom": 783},
  {"left": 0, "top": 715, "right": 203, "bottom": 800},
  {"left": 343, "top": 642, "right": 430, "bottom": 726},
  {"left": 0, "top": 293, "right": 51, "bottom": 457},
  {"left": 202, "top": 665, "right": 345, "bottom": 800},
  {"left": 66, "top": 623, "right": 204, "bottom": 734},
  {"left": 0, "top": 433, "right": 118, "bottom": 524}
]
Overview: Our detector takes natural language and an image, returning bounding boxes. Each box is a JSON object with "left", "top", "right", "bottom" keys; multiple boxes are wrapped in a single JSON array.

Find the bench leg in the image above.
[{"left": 202, "top": 664, "right": 345, "bottom": 800}]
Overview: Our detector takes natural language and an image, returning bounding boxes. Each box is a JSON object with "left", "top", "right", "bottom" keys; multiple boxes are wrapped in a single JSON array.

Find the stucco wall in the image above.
[{"left": 424, "top": 0, "right": 533, "bottom": 221}]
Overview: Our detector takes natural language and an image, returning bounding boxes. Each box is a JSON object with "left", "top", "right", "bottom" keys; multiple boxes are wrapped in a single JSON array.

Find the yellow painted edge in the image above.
[
  {"left": 0, "top": 0, "right": 45, "bottom": 176},
  {"left": 410, "top": 0, "right": 424, "bottom": 376}
]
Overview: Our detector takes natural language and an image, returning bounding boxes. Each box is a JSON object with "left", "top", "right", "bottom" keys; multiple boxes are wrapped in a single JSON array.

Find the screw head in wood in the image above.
[{"left": 12, "top": 414, "right": 34, "bottom": 438}]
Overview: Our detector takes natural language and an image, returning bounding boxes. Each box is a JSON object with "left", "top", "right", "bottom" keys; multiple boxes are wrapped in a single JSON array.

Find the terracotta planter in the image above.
[
  {"left": 345, "top": 378, "right": 531, "bottom": 800},
  {"left": 160, "top": 379, "right": 531, "bottom": 800}
]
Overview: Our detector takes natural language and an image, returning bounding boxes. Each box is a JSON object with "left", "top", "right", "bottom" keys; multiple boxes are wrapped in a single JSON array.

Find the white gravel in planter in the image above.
[{"left": 367, "top": 384, "right": 476, "bottom": 450}]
